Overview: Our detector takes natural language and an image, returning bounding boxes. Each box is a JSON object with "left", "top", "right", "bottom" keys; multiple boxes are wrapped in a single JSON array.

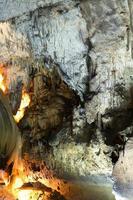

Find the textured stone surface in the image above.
[
  {"left": 113, "top": 138, "right": 133, "bottom": 200},
  {"left": 22, "top": 105, "right": 113, "bottom": 183},
  {"left": 0, "top": 0, "right": 133, "bottom": 197},
  {"left": 0, "top": 1, "right": 89, "bottom": 97},
  {"left": 0, "top": 0, "right": 73, "bottom": 21},
  {"left": 81, "top": 0, "right": 133, "bottom": 123}
]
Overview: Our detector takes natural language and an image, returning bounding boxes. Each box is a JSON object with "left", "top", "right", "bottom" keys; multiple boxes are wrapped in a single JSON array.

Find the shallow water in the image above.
[
  {"left": 63, "top": 181, "right": 116, "bottom": 200},
  {"left": 48, "top": 178, "right": 116, "bottom": 200}
]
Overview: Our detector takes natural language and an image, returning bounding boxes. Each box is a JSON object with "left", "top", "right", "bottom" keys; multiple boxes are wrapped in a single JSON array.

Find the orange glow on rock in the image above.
[
  {"left": 13, "top": 90, "right": 30, "bottom": 123},
  {"left": 0, "top": 67, "right": 30, "bottom": 123},
  {"left": 0, "top": 72, "right": 6, "bottom": 92}
]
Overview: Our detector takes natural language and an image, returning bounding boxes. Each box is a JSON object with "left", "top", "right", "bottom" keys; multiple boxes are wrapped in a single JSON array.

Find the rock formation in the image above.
[{"left": 0, "top": 0, "right": 133, "bottom": 199}]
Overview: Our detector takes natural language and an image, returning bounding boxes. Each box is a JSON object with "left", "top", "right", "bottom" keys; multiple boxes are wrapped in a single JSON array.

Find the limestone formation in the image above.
[{"left": 0, "top": 1, "right": 133, "bottom": 199}]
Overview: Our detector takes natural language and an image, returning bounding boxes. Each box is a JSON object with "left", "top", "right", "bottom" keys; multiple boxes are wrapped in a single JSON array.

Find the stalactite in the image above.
[{"left": 127, "top": 0, "right": 133, "bottom": 58}]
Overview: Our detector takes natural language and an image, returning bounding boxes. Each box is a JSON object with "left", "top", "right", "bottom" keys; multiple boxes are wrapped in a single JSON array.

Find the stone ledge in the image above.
[{"left": 0, "top": 0, "right": 75, "bottom": 21}]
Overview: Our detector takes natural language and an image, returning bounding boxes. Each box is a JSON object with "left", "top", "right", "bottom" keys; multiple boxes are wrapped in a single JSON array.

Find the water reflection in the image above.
[
  {"left": 43, "top": 173, "right": 117, "bottom": 200},
  {"left": 63, "top": 181, "right": 116, "bottom": 200}
]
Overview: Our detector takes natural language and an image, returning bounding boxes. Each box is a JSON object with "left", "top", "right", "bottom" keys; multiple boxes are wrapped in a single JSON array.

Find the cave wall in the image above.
[
  {"left": 0, "top": 0, "right": 133, "bottom": 189},
  {"left": 0, "top": 0, "right": 89, "bottom": 98}
]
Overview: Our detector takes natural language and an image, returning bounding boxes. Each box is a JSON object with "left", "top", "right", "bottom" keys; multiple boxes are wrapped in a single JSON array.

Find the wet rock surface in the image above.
[{"left": 0, "top": 0, "right": 133, "bottom": 199}]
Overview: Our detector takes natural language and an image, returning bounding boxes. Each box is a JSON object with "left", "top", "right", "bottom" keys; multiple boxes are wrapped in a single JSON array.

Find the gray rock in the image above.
[
  {"left": 81, "top": 0, "right": 133, "bottom": 122},
  {"left": 0, "top": 0, "right": 133, "bottom": 194},
  {"left": 0, "top": 0, "right": 73, "bottom": 21},
  {"left": 113, "top": 138, "right": 133, "bottom": 200},
  {"left": 0, "top": 2, "right": 89, "bottom": 98}
]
